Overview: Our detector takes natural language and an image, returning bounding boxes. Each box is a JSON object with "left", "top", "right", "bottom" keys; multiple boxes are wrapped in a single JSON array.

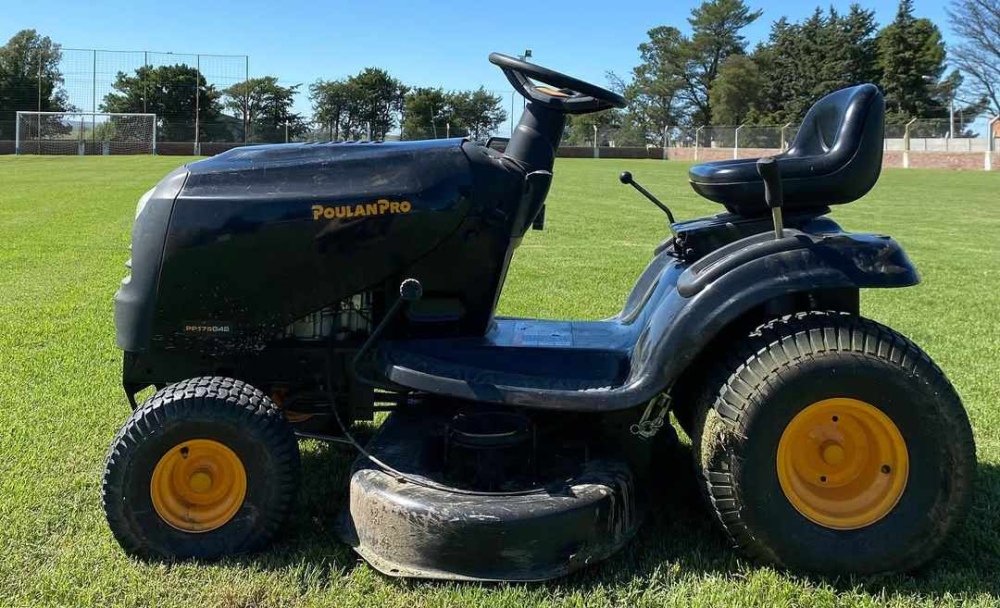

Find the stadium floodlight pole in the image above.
[
  {"left": 195, "top": 54, "right": 201, "bottom": 155},
  {"left": 244, "top": 55, "right": 250, "bottom": 146},
  {"left": 143, "top": 51, "right": 148, "bottom": 114}
]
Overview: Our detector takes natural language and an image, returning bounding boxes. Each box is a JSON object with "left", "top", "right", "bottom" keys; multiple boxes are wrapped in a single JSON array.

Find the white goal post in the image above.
[{"left": 15, "top": 112, "right": 157, "bottom": 155}]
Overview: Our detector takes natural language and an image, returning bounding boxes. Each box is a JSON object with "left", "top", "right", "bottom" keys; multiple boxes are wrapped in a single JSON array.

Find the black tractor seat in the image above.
[{"left": 689, "top": 84, "right": 885, "bottom": 216}]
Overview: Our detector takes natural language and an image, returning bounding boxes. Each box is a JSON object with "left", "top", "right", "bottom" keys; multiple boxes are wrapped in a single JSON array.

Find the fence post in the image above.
[
  {"left": 903, "top": 118, "right": 917, "bottom": 169},
  {"left": 781, "top": 122, "right": 792, "bottom": 149},
  {"left": 593, "top": 124, "right": 599, "bottom": 159},
  {"left": 695, "top": 126, "right": 704, "bottom": 161},
  {"left": 734, "top": 123, "right": 745, "bottom": 160},
  {"left": 986, "top": 116, "right": 999, "bottom": 171},
  {"left": 662, "top": 125, "right": 669, "bottom": 160}
]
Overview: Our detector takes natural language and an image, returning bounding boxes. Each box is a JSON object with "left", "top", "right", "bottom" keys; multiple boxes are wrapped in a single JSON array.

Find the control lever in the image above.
[
  {"left": 619, "top": 172, "right": 677, "bottom": 236},
  {"left": 350, "top": 278, "right": 422, "bottom": 388},
  {"left": 756, "top": 157, "right": 784, "bottom": 239}
]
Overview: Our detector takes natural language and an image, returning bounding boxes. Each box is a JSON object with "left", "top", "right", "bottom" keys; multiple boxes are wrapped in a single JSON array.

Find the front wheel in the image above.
[
  {"left": 693, "top": 311, "right": 975, "bottom": 575},
  {"left": 102, "top": 377, "right": 301, "bottom": 560}
]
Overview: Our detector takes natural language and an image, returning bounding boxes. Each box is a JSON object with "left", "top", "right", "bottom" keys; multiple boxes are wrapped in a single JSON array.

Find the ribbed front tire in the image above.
[{"left": 102, "top": 377, "right": 300, "bottom": 560}]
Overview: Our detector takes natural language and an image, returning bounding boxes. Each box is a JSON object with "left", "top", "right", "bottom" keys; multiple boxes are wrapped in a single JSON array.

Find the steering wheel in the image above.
[{"left": 489, "top": 53, "right": 627, "bottom": 115}]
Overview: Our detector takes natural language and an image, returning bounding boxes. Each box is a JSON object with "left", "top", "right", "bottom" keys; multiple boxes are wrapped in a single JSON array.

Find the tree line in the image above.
[
  {"left": 565, "top": 0, "right": 999, "bottom": 146},
  {"left": 0, "top": 30, "right": 508, "bottom": 143},
  {"left": 2, "top": 0, "right": 998, "bottom": 144}
]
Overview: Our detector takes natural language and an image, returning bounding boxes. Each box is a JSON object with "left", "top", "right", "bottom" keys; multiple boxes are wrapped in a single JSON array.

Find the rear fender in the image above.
[{"left": 636, "top": 230, "right": 919, "bottom": 394}]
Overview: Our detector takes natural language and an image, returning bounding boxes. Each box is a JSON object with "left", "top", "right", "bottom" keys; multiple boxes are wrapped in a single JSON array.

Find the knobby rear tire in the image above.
[{"left": 691, "top": 311, "right": 975, "bottom": 575}]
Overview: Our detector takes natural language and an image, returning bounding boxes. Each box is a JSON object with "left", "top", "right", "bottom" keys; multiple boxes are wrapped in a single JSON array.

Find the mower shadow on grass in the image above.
[{"left": 222, "top": 439, "right": 1000, "bottom": 600}]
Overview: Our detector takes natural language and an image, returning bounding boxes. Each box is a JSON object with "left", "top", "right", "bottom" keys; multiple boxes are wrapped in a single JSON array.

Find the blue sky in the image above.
[{"left": 2, "top": 0, "right": 958, "bottom": 118}]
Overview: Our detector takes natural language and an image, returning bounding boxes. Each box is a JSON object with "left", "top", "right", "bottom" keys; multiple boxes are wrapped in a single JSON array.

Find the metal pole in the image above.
[
  {"left": 194, "top": 54, "right": 200, "bottom": 155},
  {"left": 446, "top": 122, "right": 450, "bottom": 138},
  {"left": 695, "top": 126, "right": 704, "bottom": 161},
  {"left": 510, "top": 92, "right": 515, "bottom": 137},
  {"left": 662, "top": 125, "right": 669, "bottom": 160},
  {"left": 734, "top": 123, "right": 745, "bottom": 160},
  {"left": 986, "top": 116, "right": 999, "bottom": 171},
  {"left": 143, "top": 51, "right": 148, "bottom": 114},
  {"left": 15, "top": 111, "right": 21, "bottom": 155},
  {"left": 92, "top": 50, "right": 97, "bottom": 147},
  {"left": 949, "top": 96, "right": 955, "bottom": 144},
  {"left": 36, "top": 56, "right": 41, "bottom": 153},
  {"left": 780, "top": 122, "right": 792, "bottom": 149},
  {"left": 593, "top": 124, "right": 598, "bottom": 159},
  {"left": 244, "top": 55, "right": 249, "bottom": 146},
  {"left": 903, "top": 118, "right": 917, "bottom": 169},
  {"left": 285, "top": 121, "right": 289, "bottom": 143}
]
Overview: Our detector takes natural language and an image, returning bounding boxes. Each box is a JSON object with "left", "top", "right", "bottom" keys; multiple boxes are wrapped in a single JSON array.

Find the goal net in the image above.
[{"left": 15, "top": 112, "right": 156, "bottom": 155}]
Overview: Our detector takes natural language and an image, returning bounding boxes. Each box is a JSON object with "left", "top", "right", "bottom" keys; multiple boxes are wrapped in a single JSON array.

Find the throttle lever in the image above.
[{"left": 619, "top": 171, "right": 677, "bottom": 236}]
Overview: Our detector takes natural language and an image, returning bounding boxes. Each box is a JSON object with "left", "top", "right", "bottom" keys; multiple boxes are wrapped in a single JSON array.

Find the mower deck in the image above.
[{"left": 338, "top": 402, "right": 641, "bottom": 581}]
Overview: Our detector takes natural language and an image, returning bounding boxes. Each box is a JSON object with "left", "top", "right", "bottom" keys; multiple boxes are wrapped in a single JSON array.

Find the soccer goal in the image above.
[{"left": 15, "top": 112, "right": 156, "bottom": 155}]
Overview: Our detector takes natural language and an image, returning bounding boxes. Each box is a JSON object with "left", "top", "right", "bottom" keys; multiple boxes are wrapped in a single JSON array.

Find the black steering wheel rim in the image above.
[{"left": 489, "top": 53, "right": 626, "bottom": 114}]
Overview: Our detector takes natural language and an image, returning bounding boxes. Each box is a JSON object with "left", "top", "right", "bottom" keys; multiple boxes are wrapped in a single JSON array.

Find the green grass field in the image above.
[{"left": 1, "top": 155, "right": 998, "bottom": 607}]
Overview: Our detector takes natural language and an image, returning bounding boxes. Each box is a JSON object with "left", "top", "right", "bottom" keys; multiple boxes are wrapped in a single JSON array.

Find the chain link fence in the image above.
[
  {"left": 1, "top": 48, "right": 249, "bottom": 153},
  {"left": 572, "top": 119, "right": 998, "bottom": 170}
]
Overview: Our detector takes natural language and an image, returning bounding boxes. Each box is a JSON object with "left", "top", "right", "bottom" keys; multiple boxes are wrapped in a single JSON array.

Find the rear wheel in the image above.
[
  {"left": 102, "top": 377, "right": 300, "bottom": 559},
  {"left": 693, "top": 311, "right": 975, "bottom": 574}
]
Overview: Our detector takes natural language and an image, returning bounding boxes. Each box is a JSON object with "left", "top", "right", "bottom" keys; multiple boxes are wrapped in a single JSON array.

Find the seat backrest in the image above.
[
  {"left": 785, "top": 84, "right": 883, "bottom": 169},
  {"left": 687, "top": 84, "right": 884, "bottom": 215}
]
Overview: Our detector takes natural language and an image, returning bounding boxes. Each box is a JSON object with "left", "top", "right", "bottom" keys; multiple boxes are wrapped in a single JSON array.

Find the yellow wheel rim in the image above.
[
  {"left": 777, "top": 398, "right": 908, "bottom": 530},
  {"left": 150, "top": 439, "right": 247, "bottom": 533}
]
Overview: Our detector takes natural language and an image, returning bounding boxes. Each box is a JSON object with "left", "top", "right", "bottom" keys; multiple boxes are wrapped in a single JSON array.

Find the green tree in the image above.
[
  {"left": 876, "top": 0, "right": 948, "bottom": 120},
  {"left": 753, "top": 5, "right": 880, "bottom": 123},
  {"left": 223, "top": 76, "right": 307, "bottom": 143},
  {"left": 0, "top": 29, "right": 73, "bottom": 140},
  {"left": 709, "top": 55, "right": 762, "bottom": 124},
  {"left": 947, "top": 0, "right": 1000, "bottom": 116},
  {"left": 447, "top": 88, "right": 506, "bottom": 140},
  {"left": 681, "top": 0, "right": 763, "bottom": 125},
  {"left": 101, "top": 64, "right": 225, "bottom": 142},
  {"left": 401, "top": 87, "right": 450, "bottom": 139},
  {"left": 616, "top": 26, "right": 686, "bottom": 141},
  {"left": 311, "top": 68, "right": 406, "bottom": 140},
  {"left": 621, "top": 0, "right": 761, "bottom": 130},
  {"left": 309, "top": 79, "right": 355, "bottom": 141},
  {"left": 563, "top": 110, "right": 625, "bottom": 146},
  {"left": 401, "top": 87, "right": 506, "bottom": 141}
]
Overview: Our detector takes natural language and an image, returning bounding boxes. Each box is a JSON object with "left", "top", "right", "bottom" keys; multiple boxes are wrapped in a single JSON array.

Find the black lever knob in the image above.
[
  {"left": 399, "top": 278, "right": 423, "bottom": 301},
  {"left": 619, "top": 171, "right": 633, "bottom": 185},
  {"left": 756, "top": 157, "right": 784, "bottom": 210}
]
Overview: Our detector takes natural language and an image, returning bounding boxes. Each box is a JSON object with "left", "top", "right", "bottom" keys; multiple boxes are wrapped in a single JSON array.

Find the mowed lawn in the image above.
[{"left": 1, "top": 154, "right": 998, "bottom": 608}]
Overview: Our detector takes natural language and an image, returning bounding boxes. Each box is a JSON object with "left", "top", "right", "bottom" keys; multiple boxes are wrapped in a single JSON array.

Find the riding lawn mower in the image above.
[{"left": 103, "top": 53, "right": 976, "bottom": 581}]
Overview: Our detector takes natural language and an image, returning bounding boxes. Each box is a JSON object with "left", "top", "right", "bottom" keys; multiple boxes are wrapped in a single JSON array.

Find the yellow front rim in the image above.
[
  {"left": 150, "top": 439, "right": 247, "bottom": 533},
  {"left": 777, "top": 398, "right": 908, "bottom": 530}
]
